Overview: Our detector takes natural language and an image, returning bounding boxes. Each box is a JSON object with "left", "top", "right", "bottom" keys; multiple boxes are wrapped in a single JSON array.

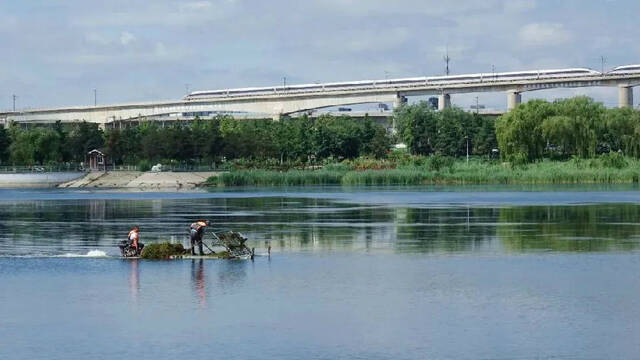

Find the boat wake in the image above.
[{"left": 57, "top": 250, "right": 109, "bottom": 258}]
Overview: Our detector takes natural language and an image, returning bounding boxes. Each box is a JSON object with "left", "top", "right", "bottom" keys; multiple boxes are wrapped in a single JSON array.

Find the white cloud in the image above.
[
  {"left": 120, "top": 32, "right": 136, "bottom": 45},
  {"left": 519, "top": 23, "right": 572, "bottom": 47}
]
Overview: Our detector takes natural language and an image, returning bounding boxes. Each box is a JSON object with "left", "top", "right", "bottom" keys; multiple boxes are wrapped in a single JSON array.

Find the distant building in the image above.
[
  {"left": 378, "top": 103, "right": 389, "bottom": 111},
  {"left": 427, "top": 97, "right": 438, "bottom": 109}
]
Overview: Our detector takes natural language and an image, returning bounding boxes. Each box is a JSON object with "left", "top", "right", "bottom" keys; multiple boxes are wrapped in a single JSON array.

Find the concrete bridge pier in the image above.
[
  {"left": 507, "top": 91, "right": 522, "bottom": 111},
  {"left": 394, "top": 93, "right": 407, "bottom": 110},
  {"left": 438, "top": 93, "right": 451, "bottom": 111},
  {"left": 619, "top": 85, "right": 634, "bottom": 108}
]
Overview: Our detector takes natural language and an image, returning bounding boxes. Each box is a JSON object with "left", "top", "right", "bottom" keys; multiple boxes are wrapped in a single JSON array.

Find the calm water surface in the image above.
[{"left": 1, "top": 186, "right": 639, "bottom": 359}]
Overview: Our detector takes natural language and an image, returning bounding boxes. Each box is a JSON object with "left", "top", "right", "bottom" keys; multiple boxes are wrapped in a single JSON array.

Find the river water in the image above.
[{"left": 1, "top": 186, "right": 639, "bottom": 359}]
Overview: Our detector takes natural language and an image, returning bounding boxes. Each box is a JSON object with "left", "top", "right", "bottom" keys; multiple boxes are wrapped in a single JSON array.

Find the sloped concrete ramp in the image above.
[{"left": 59, "top": 171, "right": 217, "bottom": 189}]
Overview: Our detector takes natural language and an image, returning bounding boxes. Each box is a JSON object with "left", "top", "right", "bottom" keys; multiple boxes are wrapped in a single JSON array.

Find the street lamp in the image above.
[{"left": 465, "top": 135, "right": 469, "bottom": 164}]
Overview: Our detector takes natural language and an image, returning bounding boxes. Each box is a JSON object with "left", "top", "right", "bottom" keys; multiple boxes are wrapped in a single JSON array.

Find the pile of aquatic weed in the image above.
[{"left": 141, "top": 242, "right": 185, "bottom": 259}]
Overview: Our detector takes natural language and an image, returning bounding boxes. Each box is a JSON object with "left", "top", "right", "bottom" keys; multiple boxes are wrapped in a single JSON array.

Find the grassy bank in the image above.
[{"left": 207, "top": 156, "right": 640, "bottom": 186}]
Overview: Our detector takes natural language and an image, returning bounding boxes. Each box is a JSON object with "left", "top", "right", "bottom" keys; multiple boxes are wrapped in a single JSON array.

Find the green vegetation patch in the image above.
[
  {"left": 207, "top": 154, "right": 640, "bottom": 186},
  {"left": 141, "top": 242, "right": 186, "bottom": 259}
]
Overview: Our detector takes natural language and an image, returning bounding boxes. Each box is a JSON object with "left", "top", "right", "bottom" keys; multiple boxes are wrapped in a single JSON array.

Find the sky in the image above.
[{"left": 1, "top": 0, "right": 639, "bottom": 111}]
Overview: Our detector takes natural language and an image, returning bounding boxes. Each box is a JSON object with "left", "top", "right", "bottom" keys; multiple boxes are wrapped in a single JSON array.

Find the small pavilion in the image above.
[{"left": 86, "top": 149, "right": 107, "bottom": 171}]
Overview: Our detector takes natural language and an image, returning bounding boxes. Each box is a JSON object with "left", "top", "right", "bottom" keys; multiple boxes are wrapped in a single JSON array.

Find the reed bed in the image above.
[{"left": 208, "top": 157, "right": 640, "bottom": 186}]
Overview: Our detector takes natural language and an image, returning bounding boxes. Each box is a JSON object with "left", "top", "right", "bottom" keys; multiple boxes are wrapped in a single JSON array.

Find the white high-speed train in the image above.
[
  {"left": 607, "top": 64, "right": 640, "bottom": 75},
  {"left": 184, "top": 67, "right": 601, "bottom": 100}
]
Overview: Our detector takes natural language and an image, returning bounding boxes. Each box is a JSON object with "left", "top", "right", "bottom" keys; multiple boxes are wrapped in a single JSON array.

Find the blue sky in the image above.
[{"left": 1, "top": 0, "right": 638, "bottom": 110}]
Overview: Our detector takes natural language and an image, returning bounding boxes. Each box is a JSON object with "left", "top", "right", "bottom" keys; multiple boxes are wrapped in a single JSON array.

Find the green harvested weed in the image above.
[{"left": 141, "top": 242, "right": 185, "bottom": 259}]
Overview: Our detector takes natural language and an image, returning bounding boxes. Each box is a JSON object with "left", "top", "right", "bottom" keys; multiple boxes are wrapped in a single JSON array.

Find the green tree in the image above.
[
  {"left": 552, "top": 96, "right": 603, "bottom": 158},
  {"left": 602, "top": 107, "right": 640, "bottom": 156},
  {"left": 495, "top": 99, "right": 555, "bottom": 162},
  {"left": 0, "top": 125, "right": 11, "bottom": 165},
  {"left": 471, "top": 115, "right": 498, "bottom": 155},
  {"left": 9, "top": 128, "right": 62, "bottom": 165},
  {"left": 312, "top": 115, "right": 363, "bottom": 159},
  {"left": 66, "top": 121, "right": 104, "bottom": 162},
  {"left": 191, "top": 116, "right": 223, "bottom": 160},
  {"left": 434, "top": 108, "right": 466, "bottom": 156},
  {"left": 394, "top": 101, "right": 438, "bottom": 155},
  {"left": 541, "top": 115, "right": 574, "bottom": 158},
  {"left": 359, "top": 116, "right": 391, "bottom": 158}
]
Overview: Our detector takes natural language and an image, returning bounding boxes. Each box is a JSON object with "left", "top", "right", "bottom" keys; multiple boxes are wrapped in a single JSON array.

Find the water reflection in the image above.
[
  {"left": 0, "top": 193, "right": 639, "bottom": 256},
  {"left": 215, "top": 261, "right": 247, "bottom": 290},
  {"left": 498, "top": 205, "right": 640, "bottom": 252},
  {"left": 191, "top": 259, "right": 206, "bottom": 307},
  {"left": 129, "top": 259, "right": 140, "bottom": 303}
]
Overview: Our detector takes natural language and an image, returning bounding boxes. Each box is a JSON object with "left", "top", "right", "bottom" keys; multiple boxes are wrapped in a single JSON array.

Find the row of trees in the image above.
[
  {"left": 0, "top": 122, "right": 103, "bottom": 166},
  {"left": 496, "top": 97, "right": 640, "bottom": 162},
  {"left": 103, "top": 116, "right": 390, "bottom": 165},
  {"left": 0, "top": 115, "right": 390, "bottom": 166},
  {"left": 395, "top": 102, "right": 498, "bottom": 157},
  {"left": 2, "top": 96, "right": 637, "bottom": 167}
]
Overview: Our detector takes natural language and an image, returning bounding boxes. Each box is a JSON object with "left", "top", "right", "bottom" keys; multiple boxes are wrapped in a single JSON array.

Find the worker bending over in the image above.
[{"left": 190, "top": 220, "right": 209, "bottom": 255}]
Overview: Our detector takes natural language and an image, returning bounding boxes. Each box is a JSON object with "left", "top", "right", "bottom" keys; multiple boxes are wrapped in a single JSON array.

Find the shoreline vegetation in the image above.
[
  {"left": 2, "top": 96, "right": 640, "bottom": 187},
  {"left": 206, "top": 154, "right": 640, "bottom": 186}
]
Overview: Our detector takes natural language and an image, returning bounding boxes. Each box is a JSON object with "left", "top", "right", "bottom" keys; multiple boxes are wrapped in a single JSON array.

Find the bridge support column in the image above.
[
  {"left": 394, "top": 94, "right": 407, "bottom": 110},
  {"left": 438, "top": 93, "right": 451, "bottom": 111},
  {"left": 619, "top": 86, "right": 634, "bottom": 108},
  {"left": 507, "top": 91, "right": 521, "bottom": 111}
]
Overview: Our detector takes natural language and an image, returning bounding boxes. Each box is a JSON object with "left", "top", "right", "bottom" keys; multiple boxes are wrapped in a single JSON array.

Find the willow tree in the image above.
[{"left": 495, "top": 99, "right": 555, "bottom": 162}]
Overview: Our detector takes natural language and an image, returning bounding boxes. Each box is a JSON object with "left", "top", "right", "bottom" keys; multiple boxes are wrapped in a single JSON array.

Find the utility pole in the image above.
[
  {"left": 443, "top": 50, "right": 451, "bottom": 76},
  {"left": 185, "top": 83, "right": 190, "bottom": 95},
  {"left": 601, "top": 56, "right": 606, "bottom": 74},
  {"left": 283, "top": 77, "right": 287, "bottom": 88},
  {"left": 12, "top": 94, "right": 16, "bottom": 112},
  {"left": 94, "top": 89, "right": 97, "bottom": 106}
]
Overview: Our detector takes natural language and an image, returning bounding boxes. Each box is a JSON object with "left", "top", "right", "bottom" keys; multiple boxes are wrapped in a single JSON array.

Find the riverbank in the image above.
[
  {"left": 207, "top": 158, "right": 640, "bottom": 186},
  {"left": 0, "top": 172, "right": 85, "bottom": 188},
  {"left": 59, "top": 171, "right": 219, "bottom": 189}
]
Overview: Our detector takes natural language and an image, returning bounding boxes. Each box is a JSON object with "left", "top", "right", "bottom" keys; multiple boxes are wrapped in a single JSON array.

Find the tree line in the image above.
[
  {"left": 394, "top": 103, "right": 498, "bottom": 157},
  {"left": 0, "top": 115, "right": 390, "bottom": 166},
  {"left": 396, "top": 96, "right": 640, "bottom": 164},
  {"left": 1, "top": 96, "right": 638, "bottom": 167},
  {"left": 495, "top": 96, "right": 640, "bottom": 163}
]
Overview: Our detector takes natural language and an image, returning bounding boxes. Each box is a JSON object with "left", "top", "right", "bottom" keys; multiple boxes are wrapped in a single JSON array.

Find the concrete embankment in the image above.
[
  {"left": 0, "top": 172, "right": 85, "bottom": 188},
  {"left": 59, "top": 171, "right": 218, "bottom": 189}
]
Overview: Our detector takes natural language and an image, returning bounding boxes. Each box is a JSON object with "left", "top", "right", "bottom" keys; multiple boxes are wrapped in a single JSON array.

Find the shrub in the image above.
[
  {"left": 141, "top": 242, "right": 185, "bottom": 259},
  {"left": 599, "top": 152, "right": 628, "bottom": 169},
  {"left": 506, "top": 152, "right": 528, "bottom": 167},
  {"left": 428, "top": 155, "right": 454, "bottom": 171},
  {"left": 137, "top": 159, "right": 152, "bottom": 172}
]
